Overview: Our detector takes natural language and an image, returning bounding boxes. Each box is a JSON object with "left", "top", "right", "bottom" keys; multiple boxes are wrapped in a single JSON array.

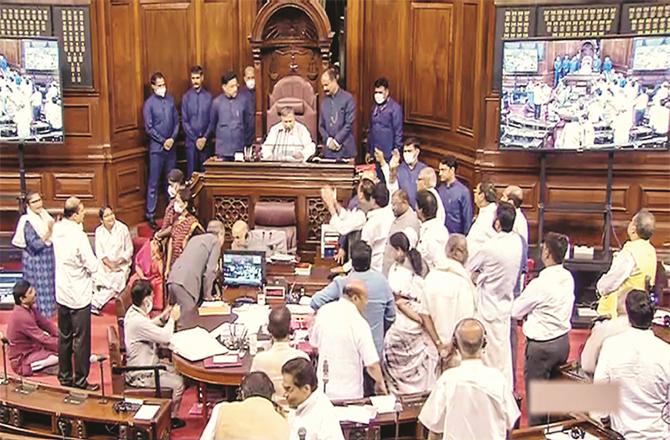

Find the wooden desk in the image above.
[
  {"left": 511, "top": 415, "right": 623, "bottom": 439},
  {"left": 192, "top": 160, "right": 355, "bottom": 260},
  {"left": 653, "top": 307, "right": 670, "bottom": 344},
  {"left": 0, "top": 378, "right": 171, "bottom": 440}
]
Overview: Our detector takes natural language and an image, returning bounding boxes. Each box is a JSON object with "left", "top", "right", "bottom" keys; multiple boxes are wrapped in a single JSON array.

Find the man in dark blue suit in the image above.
[{"left": 318, "top": 68, "right": 356, "bottom": 159}]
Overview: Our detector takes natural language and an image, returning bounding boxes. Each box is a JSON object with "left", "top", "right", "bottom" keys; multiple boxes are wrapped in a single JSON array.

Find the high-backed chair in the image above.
[
  {"left": 266, "top": 75, "right": 318, "bottom": 141},
  {"left": 254, "top": 201, "right": 298, "bottom": 253},
  {"left": 107, "top": 325, "right": 173, "bottom": 399},
  {"left": 114, "top": 285, "right": 134, "bottom": 353}
]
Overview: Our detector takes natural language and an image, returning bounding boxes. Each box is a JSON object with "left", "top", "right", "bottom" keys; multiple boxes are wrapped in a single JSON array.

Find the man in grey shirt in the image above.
[
  {"left": 167, "top": 220, "right": 225, "bottom": 313},
  {"left": 382, "top": 189, "right": 420, "bottom": 276},
  {"left": 124, "top": 280, "right": 184, "bottom": 428}
]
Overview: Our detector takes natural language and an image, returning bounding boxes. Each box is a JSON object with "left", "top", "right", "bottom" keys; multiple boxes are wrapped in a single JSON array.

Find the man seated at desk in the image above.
[
  {"left": 7, "top": 280, "right": 58, "bottom": 376},
  {"left": 231, "top": 220, "right": 288, "bottom": 256},
  {"left": 261, "top": 106, "right": 315, "bottom": 162}
]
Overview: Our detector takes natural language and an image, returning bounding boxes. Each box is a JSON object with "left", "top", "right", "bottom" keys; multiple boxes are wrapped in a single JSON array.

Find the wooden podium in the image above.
[{"left": 192, "top": 159, "right": 355, "bottom": 260}]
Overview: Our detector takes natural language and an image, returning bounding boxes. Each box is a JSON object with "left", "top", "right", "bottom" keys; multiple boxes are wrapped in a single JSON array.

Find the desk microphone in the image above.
[
  {"left": 322, "top": 359, "right": 329, "bottom": 395},
  {"left": 90, "top": 354, "right": 108, "bottom": 403},
  {"left": 394, "top": 400, "right": 403, "bottom": 440},
  {"left": 89, "top": 354, "right": 108, "bottom": 363},
  {"left": 298, "top": 427, "right": 307, "bottom": 440}
]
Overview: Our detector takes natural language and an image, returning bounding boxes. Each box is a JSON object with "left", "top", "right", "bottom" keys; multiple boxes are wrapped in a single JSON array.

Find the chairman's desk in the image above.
[
  {"left": 193, "top": 160, "right": 356, "bottom": 260},
  {"left": 0, "top": 378, "right": 171, "bottom": 440}
]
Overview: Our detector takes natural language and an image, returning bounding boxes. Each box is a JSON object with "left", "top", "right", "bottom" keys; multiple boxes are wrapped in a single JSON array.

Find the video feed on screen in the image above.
[
  {"left": 500, "top": 37, "right": 670, "bottom": 151},
  {"left": 0, "top": 37, "right": 63, "bottom": 143},
  {"left": 223, "top": 252, "right": 264, "bottom": 287}
]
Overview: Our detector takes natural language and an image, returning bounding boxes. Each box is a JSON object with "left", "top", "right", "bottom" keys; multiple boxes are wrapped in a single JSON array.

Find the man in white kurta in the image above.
[
  {"left": 467, "top": 203, "right": 523, "bottom": 389},
  {"left": 282, "top": 357, "right": 344, "bottom": 440},
  {"left": 416, "top": 167, "right": 446, "bottom": 226},
  {"left": 262, "top": 106, "right": 315, "bottom": 161},
  {"left": 93, "top": 207, "right": 133, "bottom": 312},
  {"left": 419, "top": 318, "right": 520, "bottom": 439},
  {"left": 356, "top": 179, "right": 394, "bottom": 273},
  {"left": 416, "top": 189, "right": 449, "bottom": 269},
  {"left": 466, "top": 181, "right": 498, "bottom": 257}
]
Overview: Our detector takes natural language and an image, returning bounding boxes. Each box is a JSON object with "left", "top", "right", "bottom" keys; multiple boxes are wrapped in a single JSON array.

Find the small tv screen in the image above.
[
  {"left": 0, "top": 271, "right": 22, "bottom": 306},
  {"left": 0, "top": 37, "right": 64, "bottom": 143},
  {"left": 222, "top": 251, "right": 265, "bottom": 287},
  {"left": 499, "top": 36, "right": 670, "bottom": 151}
]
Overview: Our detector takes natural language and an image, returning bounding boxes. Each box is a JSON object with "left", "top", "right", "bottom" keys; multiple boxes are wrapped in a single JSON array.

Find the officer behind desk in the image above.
[
  {"left": 318, "top": 68, "right": 356, "bottom": 160},
  {"left": 261, "top": 106, "right": 315, "bottom": 162},
  {"left": 208, "top": 71, "right": 253, "bottom": 161}
]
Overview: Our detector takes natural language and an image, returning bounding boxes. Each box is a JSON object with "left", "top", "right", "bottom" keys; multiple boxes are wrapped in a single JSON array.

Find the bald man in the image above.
[
  {"left": 238, "top": 66, "right": 256, "bottom": 145},
  {"left": 318, "top": 68, "right": 356, "bottom": 159},
  {"left": 500, "top": 185, "right": 528, "bottom": 244},
  {"left": 596, "top": 209, "right": 657, "bottom": 318},
  {"left": 230, "top": 220, "right": 287, "bottom": 255},
  {"left": 417, "top": 167, "right": 446, "bottom": 225},
  {"left": 167, "top": 220, "right": 226, "bottom": 312},
  {"left": 52, "top": 196, "right": 100, "bottom": 390},
  {"left": 419, "top": 318, "right": 520, "bottom": 440}
]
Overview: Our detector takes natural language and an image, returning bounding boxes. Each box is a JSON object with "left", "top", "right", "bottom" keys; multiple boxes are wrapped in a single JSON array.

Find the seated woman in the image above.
[
  {"left": 164, "top": 187, "right": 203, "bottom": 276},
  {"left": 7, "top": 280, "right": 58, "bottom": 376},
  {"left": 128, "top": 239, "right": 165, "bottom": 309},
  {"left": 383, "top": 231, "right": 439, "bottom": 394}
]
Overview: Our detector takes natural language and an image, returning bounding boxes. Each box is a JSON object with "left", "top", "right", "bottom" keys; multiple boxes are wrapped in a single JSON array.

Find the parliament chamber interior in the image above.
[{"left": 0, "top": 0, "right": 669, "bottom": 439}]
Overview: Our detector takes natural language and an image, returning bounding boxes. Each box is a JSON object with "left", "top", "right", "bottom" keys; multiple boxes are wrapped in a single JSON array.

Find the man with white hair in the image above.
[
  {"left": 500, "top": 185, "right": 528, "bottom": 244},
  {"left": 262, "top": 106, "right": 315, "bottom": 161},
  {"left": 417, "top": 167, "right": 446, "bottom": 225}
]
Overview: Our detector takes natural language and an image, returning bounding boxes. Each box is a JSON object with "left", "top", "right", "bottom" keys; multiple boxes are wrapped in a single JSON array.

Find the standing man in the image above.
[
  {"left": 52, "top": 197, "right": 99, "bottom": 390},
  {"left": 208, "top": 71, "right": 252, "bottom": 160},
  {"left": 181, "top": 66, "right": 213, "bottom": 178},
  {"left": 512, "top": 232, "right": 574, "bottom": 426},
  {"left": 238, "top": 66, "right": 256, "bottom": 146},
  {"left": 416, "top": 167, "right": 446, "bottom": 225},
  {"left": 381, "top": 189, "right": 421, "bottom": 276},
  {"left": 467, "top": 180, "right": 498, "bottom": 257},
  {"left": 416, "top": 190, "right": 450, "bottom": 270},
  {"left": 467, "top": 203, "right": 523, "bottom": 389},
  {"left": 387, "top": 139, "right": 428, "bottom": 208},
  {"left": 318, "top": 68, "right": 356, "bottom": 159},
  {"left": 501, "top": 185, "right": 528, "bottom": 245},
  {"left": 367, "top": 77, "right": 403, "bottom": 163},
  {"left": 438, "top": 155, "right": 473, "bottom": 235},
  {"left": 143, "top": 72, "right": 179, "bottom": 230}
]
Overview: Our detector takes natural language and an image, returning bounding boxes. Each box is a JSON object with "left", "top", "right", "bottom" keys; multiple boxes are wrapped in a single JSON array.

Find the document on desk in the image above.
[
  {"left": 333, "top": 405, "right": 377, "bottom": 424},
  {"left": 653, "top": 309, "right": 670, "bottom": 325},
  {"left": 134, "top": 404, "right": 160, "bottom": 421},
  {"left": 198, "top": 301, "right": 231, "bottom": 316},
  {"left": 170, "top": 327, "right": 227, "bottom": 361},
  {"left": 370, "top": 395, "right": 397, "bottom": 414}
]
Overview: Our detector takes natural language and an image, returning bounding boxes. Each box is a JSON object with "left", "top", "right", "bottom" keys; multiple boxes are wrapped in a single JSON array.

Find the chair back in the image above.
[
  {"left": 254, "top": 201, "right": 297, "bottom": 253},
  {"left": 114, "top": 285, "right": 133, "bottom": 353},
  {"left": 107, "top": 325, "right": 126, "bottom": 395},
  {"left": 266, "top": 75, "right": 317, "bottom": 140}
]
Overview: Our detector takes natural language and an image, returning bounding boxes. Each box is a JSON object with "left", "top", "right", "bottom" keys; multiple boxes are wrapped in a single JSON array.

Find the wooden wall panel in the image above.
[
  {"left": 62, "top": 104, "right": 92, "bottom": 137},
  {"left": 109, "top": 1, "right": 140, "bottom": 134},
  {"left": 201, "top": 0, "right": 239, "bottom": 95},
  {"left": 406, "top": 3, "right": 453, "bottom": 128},
  {"left": 140, "top": 2, "right": 194, "bottom": 106},
  {"left": 456, "top": 2, "right": 479, "bottom": 136}
]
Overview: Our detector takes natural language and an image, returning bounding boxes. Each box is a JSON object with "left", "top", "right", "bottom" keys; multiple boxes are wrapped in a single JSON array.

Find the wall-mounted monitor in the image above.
[
  {"left": 499, "top": 36, "right": 670, "bottom": 152},
  {"left": 0, "top": 36, "right": 64, "bottom": 143}
]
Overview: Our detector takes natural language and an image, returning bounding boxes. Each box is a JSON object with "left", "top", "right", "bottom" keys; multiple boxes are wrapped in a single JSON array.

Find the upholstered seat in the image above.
[
  {"left": 266, "top": 75, "right": 318, "bottom": 141},
  {"left": 254, "top": 201, "right": 298, "bottom": 253}
]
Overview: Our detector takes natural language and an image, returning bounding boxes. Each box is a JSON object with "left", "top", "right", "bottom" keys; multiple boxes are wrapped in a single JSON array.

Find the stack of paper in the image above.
[
  {"left": 370, "top": 395, "right": 397, "bottom": 414},
  {"left": 333, "top": 405, "right": 377, "bottom": 424},
  {"left": 170, "top": 327, "right": 227, "bottom": 361},
  {"left": 198, "top": 301, "right": 231, "bottom": 316},
  {"left": 134, "top": 404, "right": 160, "bottom": 421}
]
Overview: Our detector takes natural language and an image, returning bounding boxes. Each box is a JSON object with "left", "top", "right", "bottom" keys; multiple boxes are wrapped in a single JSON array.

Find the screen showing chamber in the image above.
[
  {"left": 0, "top": 37, "right": 64, "bottom": 143},
  {"left": 0, "top": 272, "right": 22, "bottom": 305},
  {"left": 222, "top": 251, "right": 265, "bottom": 287},
  {"left": 499, "top": 36, "right": 670, "bottom": 151}
]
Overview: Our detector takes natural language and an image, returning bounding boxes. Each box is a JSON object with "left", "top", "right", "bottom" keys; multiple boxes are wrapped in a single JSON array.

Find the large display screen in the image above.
[
  {"left": 0, "top": 37, "right": 64, "bottom": 143},
  {"left": 222, "top": 251, "right": 265, "bottom": 287},
  {"left": 499, "top": 36, "right": 670, "bottom": 151}
]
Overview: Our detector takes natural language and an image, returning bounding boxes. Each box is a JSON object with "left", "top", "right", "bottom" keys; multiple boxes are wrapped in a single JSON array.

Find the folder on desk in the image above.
[
  {"left": 198, "top": 301, "right": 231, "bottom": 316},
  {"left": 203, "top": 354, "right": 242, "bottom": 369},
  {"left": 170, "top": 327, "right": 227, "bottom": 361}
]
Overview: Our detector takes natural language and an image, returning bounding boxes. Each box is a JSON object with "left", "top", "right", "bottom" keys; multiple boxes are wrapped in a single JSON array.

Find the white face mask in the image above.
[
  {"left": 403, "top": 152, "right": 416, "bottom": 165},
  {"left": 374, "top": 92, "right": 386, "bottom": 105},
  {"left": 155, "top": 86, "right": 166, "bottom": 97},
  {"left": 174, "top": 201, "right": 185, "bottom": 214},
  {"left": 167, "top": 185, "right": 177, "bottom": 198},
  {"left": 144, "top": 298, "right": 153, "bottom": 313},
  {"left": 245, "top": 79, "right": 255, "bottom": 90}
]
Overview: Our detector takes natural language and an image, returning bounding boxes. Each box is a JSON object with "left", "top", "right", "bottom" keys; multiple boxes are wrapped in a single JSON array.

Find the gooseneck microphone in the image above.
[
  {"left": 298, "top": 427, "right": 307, "bottom": 440},
  {"left": 90, "top": 354, "right": 108, "bottom": 403},
  {"left": 323, "top": 359, "right": 329, "bottom": 395}
]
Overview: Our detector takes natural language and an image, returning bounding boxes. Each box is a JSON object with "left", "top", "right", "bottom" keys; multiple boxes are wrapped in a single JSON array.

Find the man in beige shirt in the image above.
[
  {"left": 200, "top": 371, "right": 289, "bottom": 440},
  {"left": 251, "top": 306, "right": 309, "bottom": 399}
]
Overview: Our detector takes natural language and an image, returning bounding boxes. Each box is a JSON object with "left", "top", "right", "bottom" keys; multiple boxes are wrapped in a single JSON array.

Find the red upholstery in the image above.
[
  {"left": 254, "top": 201, "right": 297, "bottom": 253},
  {"left": 266, "top": 75, "right": 318, "bottom": 141}
]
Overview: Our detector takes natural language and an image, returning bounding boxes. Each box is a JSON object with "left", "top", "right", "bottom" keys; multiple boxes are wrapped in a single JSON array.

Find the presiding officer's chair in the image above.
[
  {"left": 266, "top": 75, "right": 317, "bottom": 141},
  {"left": 253, "top": 201, "right": 298, "bottom": 254}
]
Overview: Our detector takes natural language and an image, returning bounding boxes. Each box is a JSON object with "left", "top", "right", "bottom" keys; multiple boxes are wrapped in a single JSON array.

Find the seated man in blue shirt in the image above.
[
  {"left": 310, "top": 240, "right": 395, "bottom": 359},
  {"left": 437, "top": 155, "right": 474, "bottom": 234}
]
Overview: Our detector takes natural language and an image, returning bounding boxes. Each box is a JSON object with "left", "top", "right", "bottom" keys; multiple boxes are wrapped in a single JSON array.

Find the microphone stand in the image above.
[
  {"left": 94, "top": 357, "right": 108, "bottom": 404},
  {"left": 394, "top": 400, "right": 403, "bottom": 440},
  {"left": 322, "top": 359, "right": 329, "bottom": 395},
  {"left": 0, "top": 339, "right": 9, "bottom": 385}
]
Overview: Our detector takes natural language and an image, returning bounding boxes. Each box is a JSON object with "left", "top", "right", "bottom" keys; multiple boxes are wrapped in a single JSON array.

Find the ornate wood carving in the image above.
[
  {"left": 213, "top": 196, "right": 250, "bottom": 239},
  {"left": 306, "top": 196, "right": 330, "bottom": 242}
]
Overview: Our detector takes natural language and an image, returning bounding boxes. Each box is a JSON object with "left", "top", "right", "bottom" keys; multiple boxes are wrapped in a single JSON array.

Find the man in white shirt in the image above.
[
  {"left": 467, "top": 202, "right": 523, "bottom": 389},
  {"left": 416, "top": 190, "right": 449, "bottom": 269},
  {"left": 52, "top": 196, "right": 100, "bottom": 390},
  {"left": 124, "top": 280, "right": 185, "bottom": 428},
  {"left": 419, "top": 318, "right": 520, "bottom": 439},
  {"left": 512, "top": 232, "right": 575, "bottom": 425},
  {"left": 594, "top": 290, "right": 670, "bottom": 440},
  {"left": 309, "top": 279, "right": 388, "bottom": 400},
  {"left": 416, "top": 167, "right": 446, "bottom": 226},
  {"left": 356, "top": 179, "right": 394, "bottom": 273},
  {"left": 250, "top": 306, "right": 309, "bottom": 401},
  {"left": 381, "top": 189, "right": 421, "bottom": 276},
  {"left": 580, "top": 287, "right": 634, "bottom": 374},
  {"left": 262, "top": 106, "right": 315, "bottom": 161},
  {"left": 500, "top": 185, "right": 528, "bottom": 245},
  {"left": 92, "top": 206, "right": 133, "bottom": 314},
  {"left": 281, "top": 357, "right": 344, "bottom": 440},
  {"left": 467, "top": 180, "right": 498, "bottom": 257},
  {"left": 421, "top": 234, "right": 476, "bottom": 351}
]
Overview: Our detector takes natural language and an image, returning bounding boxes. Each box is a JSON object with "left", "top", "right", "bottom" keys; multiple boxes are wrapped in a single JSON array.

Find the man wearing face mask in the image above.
[
  {"left": 367, "top": 77, "right": 403, "bottom": 164},
  {"left": 143, "top": 72, "right": 179, "bottom": 229},
  {"left": 381, "top": 189, "right": 420, "bottom": 277},
  {"left": 124, "top": 279, "right": 185, "bottom": 429},
  {"left": 386, "top": 138, "right": 427, "bottom": 208},
  {"left": 208, "top": 71, "right": 253, "bottom": 160},
  {"left": 238, "top": 66, "right": 256, "bottom": 145},
  {"left": 318, "top": 68, "right": 356, "bottom": 159},
  {"left": 261, "top": 106, "right": 315, "bottom": 161},
  {"left": 181, "top": 66, "right": 213, "bottom": 179}
]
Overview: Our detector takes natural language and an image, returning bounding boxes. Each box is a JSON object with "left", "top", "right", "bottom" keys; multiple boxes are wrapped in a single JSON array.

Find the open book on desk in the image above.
[{"left": 170, "top": 327, "right": 228, "bottom": 361}]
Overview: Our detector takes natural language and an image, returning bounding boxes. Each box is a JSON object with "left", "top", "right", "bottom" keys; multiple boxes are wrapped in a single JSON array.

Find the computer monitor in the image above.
[
  {"left": 0, "top": 271, "right": 22, "bottom": 306},
  {"left": 222, "top": 251, "right": 265, "bottom": 287}
]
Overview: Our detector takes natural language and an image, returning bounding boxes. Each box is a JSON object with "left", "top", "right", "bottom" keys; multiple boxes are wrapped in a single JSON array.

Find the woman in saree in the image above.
[{"left": 163, "top": 187, "right": 203, "bottom": 276}]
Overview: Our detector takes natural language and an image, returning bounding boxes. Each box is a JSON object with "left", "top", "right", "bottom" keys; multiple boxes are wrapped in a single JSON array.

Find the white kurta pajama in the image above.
[{"left": 93, "top": 220, "right": 133, "bottom": 310}]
